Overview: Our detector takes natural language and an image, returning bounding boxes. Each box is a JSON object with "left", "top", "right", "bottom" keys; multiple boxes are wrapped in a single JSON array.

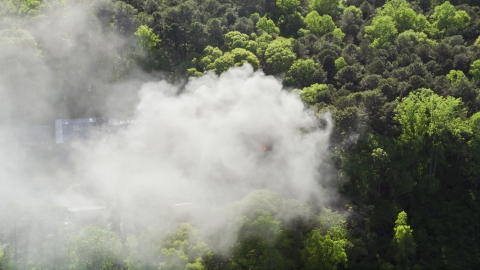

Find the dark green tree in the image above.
[{"left": 285, "top": 59, "right": 326, "bottom": 87}]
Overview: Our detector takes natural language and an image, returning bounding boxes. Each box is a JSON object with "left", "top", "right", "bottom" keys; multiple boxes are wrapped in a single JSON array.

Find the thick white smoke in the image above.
[
  {"left": 0, "top": 2, "right": 339, "bottom": 260},
  {"left": 73, "top": 65, "right": 333, "bottom": 209}
]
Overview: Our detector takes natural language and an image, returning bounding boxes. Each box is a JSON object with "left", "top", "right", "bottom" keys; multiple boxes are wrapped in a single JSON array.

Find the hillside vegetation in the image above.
[{"left": 0, "top": 0, "right": 480, "bottom": 269}]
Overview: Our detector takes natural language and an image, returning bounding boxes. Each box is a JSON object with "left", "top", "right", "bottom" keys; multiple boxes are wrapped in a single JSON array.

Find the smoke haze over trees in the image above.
[{"left": 0, "top": 0, "right": 480, "bottom": 269}]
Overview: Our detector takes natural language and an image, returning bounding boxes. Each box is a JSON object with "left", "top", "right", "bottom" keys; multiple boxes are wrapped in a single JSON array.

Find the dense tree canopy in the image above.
[{"left": 1, "top": 0, "right": 480, "bottom": 268}]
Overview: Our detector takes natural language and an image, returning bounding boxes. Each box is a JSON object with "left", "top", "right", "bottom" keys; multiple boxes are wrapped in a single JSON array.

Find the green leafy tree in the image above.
[
  {"left": 206, "top": 18, "right": 227, "bottom": 48},
  {"left": 341, "top": 44, "right": 361, "bottom": 65},
  {"left": 469, "top": 112, "right": 480, "bottom": 190},
  {"left": 255, "top": 33, "right": 274, "bottom": 63},
  {"left": 228, "top": 216, "right": 293, "bottom": 270},
  {"left": 135, "top": 25, "right": 160, "bottom": 52},
  {"left": 134, "top": 25, "right": 163, "bottom": 69},
  {"left": 231, "top": 17, "right": 255, "bottom": 35},
  {"left": 377, "top": 0, "right": 428, "bottom": 33},
  {"left": 334, "top": 63, "right": 363, "bottom": 86},
  {"left": 317, "top": 208, "right": 347, "bottom": 234},
  {"left": 469, "top": 59, "right": 480, "bottom": 81},
  {"left": 332, "top": 28, "right": 345, "bottom": 41},
  {"left": 447, "top": 76, "right": 478, "bottom": 114},
  {"left": 256, "top": 16, "right": 280, "bottom": 34},
  {"left": 206, "top": 48, "right": 260, "bottom": 75},
  {"left": 304, "top": 11, "right": 336, "bottom": 37},
  {"left": 0, "top": 0, "right": 20, "bottom": 16},
  {"left": 474, "top": 36, "right": 480, "bottom": 50},
  {"left": 187, "top": 67, "right": 203, "bottom": 77},
  {"left": 392, "top": 211, "right": 416, "bottom": 269},
  {"left": 395, "top": 88, "right": 468, "bottom": 146},
  {"left": 224, "top": 31, "right": 255, "bottom": 51},
  {"left": 73, "top": 226, "right": 122, "bottom": 270},
  {"left": 209, "top": 190, "right": 312, "bottom": 269},
  {"left": 278, "top": 11, "right": 305, "bottom": 37},
  {"left": 335, "top": 57, "right": 347, "bottom": 70},
  {"left": 0, "top": 248, "right": 12, "bottom": 269},
  {"left": 338, "top": 6, "right": 363, "bottom": 39},
  {"left": 159, "top": 224, "right": 210, "bottom": 270},
  {"left": 395, "top": 30, "right": 436, "bottom": 47},
  {"left": 370, "top": 147, "right": 390, "bottom": 192},
  {"left": 125, "top": 235, "right": 143, "bottom": 270},
  {"left": 309, "top": 0, "right": 340, "bottom": 17},
  {"left": 394, "top": 88, "right": 470, "bottom": 179},
  {"left": 430, "top": 1, "right": 470, "bottom": 35},
  {"left": 113, "top": 1, "right": 139, "bottom": 35},
  {"left": 297, "top": 83, "right": 332, "bottom": 105},
  {"left": 0, "top": 203, "right": 74, "bottom": 270},
  {"left": 233, "top": 0, "right": 267, "bottom": 15},
  {"left": 276, "top": 0, "right": 299, "bottom": 14},
  {"left": 18, "top": 0, "right": 45, "bottom": 16},
  {"left": 186, "top": 258, "right": 206, "bottom": 270},
  {"left": 302, "top": 227, "right": 348, "bottom": 270},
  {"left": 264, "top": 37, "right": 296, "bottom": 74},
  {"left": 200, "top": 46, "right": 223, "bottom": 70},
  {"left": 0, "top": 0, "right": 49, "bottom": 17},
  {"left": 187, "top": 22, "right": 208, "bottom": 53},
  {"left": 365, "top": 15, "right": 398, "bottom": 49},
  {"left": 285, "top": 59, "right": 326, "bottom": 87},
  {"left": 446, "top": 70, "right": 466, "bottom": 83},
  {"left": 124, "top": 230, "right": 163, "bottom": 270},
  {"left": 0, "top": 28, "right": 40, "bottom": 54}
]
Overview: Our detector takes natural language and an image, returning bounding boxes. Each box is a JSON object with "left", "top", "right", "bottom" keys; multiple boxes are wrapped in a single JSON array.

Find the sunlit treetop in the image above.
[
  {"left": 134, "top": 25, "right": 160, "bottom": 55},
  {"left": 304, "top": 11, "right": 336, "bottom": 37},
  {"left": 377, "top": 0, "right": 429, "bottom": 33},
  {"left": 276, "top": 0, "right": 300, "bottom": 14},
  {"left": 309, "top": 0, "right": 341, "bottom": 17},
  {"left": 365, "top": 15, "right": 398, "bottom": 48},
  {"left": 256, "top": 16, "right": 280, "bottom": 34},
  {"left": 430, "top": 1, "right": 470, "bottom": 35}
]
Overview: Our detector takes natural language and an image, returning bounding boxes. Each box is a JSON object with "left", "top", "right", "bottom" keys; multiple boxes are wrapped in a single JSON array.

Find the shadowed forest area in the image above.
[{"left": 0, "top": 0, "right": 480, "bottom": 269}]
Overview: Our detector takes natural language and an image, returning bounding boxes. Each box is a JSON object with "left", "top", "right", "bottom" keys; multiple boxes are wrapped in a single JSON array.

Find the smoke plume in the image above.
[{"left": 0, "top": 1, "right": 338, "bottom": 262}]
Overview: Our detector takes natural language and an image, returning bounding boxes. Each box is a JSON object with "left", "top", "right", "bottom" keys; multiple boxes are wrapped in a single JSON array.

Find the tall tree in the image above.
[
  {"left": 304, "top": 11, "right": 336, "bottom": 37},
  {"left": 158, "top": 224, "right": 210, "bottom": 270},
  {"left": 264, "top": 37, "right": 297, "bottom": 74},
  {"left": 429, "top": 1, "right": 470, "bottom": 35},
  {"left": 309, "top": 0, "right": 340, "bottom": 17},
  {"left": 285, "top": 59, "right": 326, "bottom": 87},
  {"left": 391, "top": 211, "right": 416, "bottom": 269},
  {"left": 394, "top": 88, "right": 470, "bottom": 181},
  {"left": 256, "top": 16, "right": 280, "bottom": 34},
  {"left": 365, "top": 15, "right": 398, "bottom": 49},
  {"left": 73, "top": 226, "right": 123, "bottom": 270},
  {"left": 302, "top": 227, "right": 349, "bottom": 270},
  {"left": 134, "top": 25, "right": 163, "bottom": 69}
]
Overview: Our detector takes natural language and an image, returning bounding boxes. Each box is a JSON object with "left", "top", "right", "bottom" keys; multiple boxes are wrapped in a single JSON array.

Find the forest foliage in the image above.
[{"left": 0, "top": 0, "right": 480, "bottom": 268}]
